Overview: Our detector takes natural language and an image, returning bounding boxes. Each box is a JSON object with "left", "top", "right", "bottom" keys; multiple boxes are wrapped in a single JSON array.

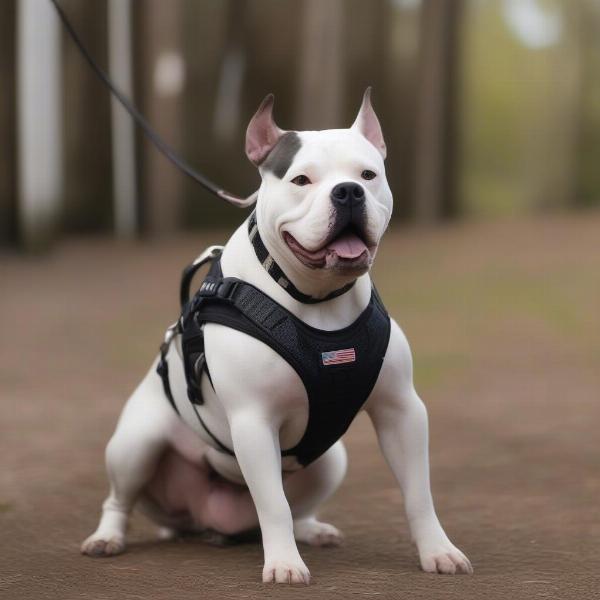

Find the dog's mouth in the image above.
[{"left": 283, "top": 225, "right": 375, "bottom": 271}]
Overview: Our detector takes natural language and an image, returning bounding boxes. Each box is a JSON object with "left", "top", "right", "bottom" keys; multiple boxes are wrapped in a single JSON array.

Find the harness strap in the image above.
[
  {"left": 192, "top": 407, "right": 236, "bottom": 457},
  {"left": 155, "top": 324, "right": 236, "bottom": 458},
  {"left": 155, "top": 245, "right": 237, "bottom": 456},
  {"left": 156, "top": 341, "right": 179, "bottom": 415}
]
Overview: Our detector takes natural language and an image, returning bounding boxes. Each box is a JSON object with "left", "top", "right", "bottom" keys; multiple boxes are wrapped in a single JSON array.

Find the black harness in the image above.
[{"left": 157, "top": 221, "right": 391, "bottom": 467}]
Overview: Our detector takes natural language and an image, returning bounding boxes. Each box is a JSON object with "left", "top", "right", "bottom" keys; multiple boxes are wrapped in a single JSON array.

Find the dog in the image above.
[{"left": 81, "top": 89, "right": 472, "bottom": 584}]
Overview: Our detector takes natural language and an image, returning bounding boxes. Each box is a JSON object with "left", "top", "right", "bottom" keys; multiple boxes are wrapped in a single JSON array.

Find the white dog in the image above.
[{"left": 81, "top": 89, "right": 473, "bottom": 584}]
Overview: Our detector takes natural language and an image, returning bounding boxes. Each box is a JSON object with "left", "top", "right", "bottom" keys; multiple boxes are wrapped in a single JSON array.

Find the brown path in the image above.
[{"left": 2, "top": 214, "right": 599, "bottom": 599}]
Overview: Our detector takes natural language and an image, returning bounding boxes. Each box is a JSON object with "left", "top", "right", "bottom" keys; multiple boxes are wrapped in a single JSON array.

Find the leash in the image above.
[{"left": 48, "top": 0, "right": 256, "bottom": 208}]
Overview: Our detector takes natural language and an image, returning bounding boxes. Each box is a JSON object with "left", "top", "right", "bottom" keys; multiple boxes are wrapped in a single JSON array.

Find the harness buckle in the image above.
[
  {"left": 216, "top": 280, "right": 239, "bottom": 300},
  {"left": 180, "top": 246, "right": 224, "bottom": 307},
  {"left": 197, "top": 279, "right": 220, "bottom": 297}
]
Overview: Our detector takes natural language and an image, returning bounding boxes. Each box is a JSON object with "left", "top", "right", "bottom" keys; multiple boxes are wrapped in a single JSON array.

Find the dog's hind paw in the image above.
[
  {"left": 81, "top": 533, "right": 126, "bottom": 557},
  {"left": 294, "top": 517, "right": 343, "bottom": 547}
]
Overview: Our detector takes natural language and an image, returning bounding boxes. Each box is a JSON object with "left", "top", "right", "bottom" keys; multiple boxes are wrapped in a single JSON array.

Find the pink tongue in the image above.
[{"left": 327, "top": 232, "right": 368, "bottom": 259}]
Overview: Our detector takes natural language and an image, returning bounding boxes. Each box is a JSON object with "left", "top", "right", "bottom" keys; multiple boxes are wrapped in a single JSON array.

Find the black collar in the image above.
[{"left": 247, "top": 212, "right": 355, "bottom": 304}]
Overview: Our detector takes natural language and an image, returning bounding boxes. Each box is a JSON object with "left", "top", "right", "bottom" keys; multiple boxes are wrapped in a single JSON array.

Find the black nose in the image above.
[{"left": 330, "top": 182, "right": 365, "bottom": 208}]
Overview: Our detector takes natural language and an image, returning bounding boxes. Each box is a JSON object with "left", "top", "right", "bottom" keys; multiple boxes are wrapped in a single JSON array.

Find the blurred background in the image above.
[
  {"left": 2, "top": 2, "right": 600, "bottom": 598},
  {"left": 2, "top": 0, "right": 600, "bottom": 248}
]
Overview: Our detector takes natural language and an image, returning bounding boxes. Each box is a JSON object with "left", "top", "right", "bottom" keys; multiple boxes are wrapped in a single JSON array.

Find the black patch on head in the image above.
[{"left": 262, "top": 132, "right": 302, "bottom": 179}]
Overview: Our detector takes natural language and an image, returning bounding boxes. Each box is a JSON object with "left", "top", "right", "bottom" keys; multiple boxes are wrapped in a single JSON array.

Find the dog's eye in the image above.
[
  {"left": 361, "top": 170, "right": 377, "bottom": 181},
  {"left": 291, "top": 175, "right": 311, "bottom": 186}
]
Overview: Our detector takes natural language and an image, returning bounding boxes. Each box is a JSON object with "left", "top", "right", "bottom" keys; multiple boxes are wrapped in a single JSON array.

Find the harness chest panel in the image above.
[{"left": 177, "top": 258, "right": 391, "bottom": 467}]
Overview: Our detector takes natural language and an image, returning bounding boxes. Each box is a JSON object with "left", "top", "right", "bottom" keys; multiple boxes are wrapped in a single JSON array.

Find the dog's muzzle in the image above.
[
  {"left": 328, "top": 181, "right": 368, "bottom": 246},
  {"left": 283, "top": 182, "right": 374, "bottom": 272}
]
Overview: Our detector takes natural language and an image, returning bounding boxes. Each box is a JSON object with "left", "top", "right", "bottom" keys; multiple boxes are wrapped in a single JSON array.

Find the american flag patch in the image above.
[{"left": 321, "top": 348, "right": 356, "bottom": 366}]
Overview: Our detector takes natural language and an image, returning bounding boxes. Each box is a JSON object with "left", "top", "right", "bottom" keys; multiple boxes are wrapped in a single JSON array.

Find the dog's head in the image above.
[{"left": 246, "top": 89, "right": 392, "bottom": 285}]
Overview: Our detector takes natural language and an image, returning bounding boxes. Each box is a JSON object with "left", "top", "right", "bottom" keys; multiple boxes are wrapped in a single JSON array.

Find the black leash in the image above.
[{"left": 48, "top": 0, "right": 255, "bottom": 208}]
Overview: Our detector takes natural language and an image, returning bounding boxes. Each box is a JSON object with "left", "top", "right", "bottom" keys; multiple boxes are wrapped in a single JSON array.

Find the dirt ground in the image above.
[{"left": 2, "top": 213, "right": 600, "bottom": 600}]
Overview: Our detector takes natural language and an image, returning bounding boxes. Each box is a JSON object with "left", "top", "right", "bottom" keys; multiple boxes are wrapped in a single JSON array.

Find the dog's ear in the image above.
[
  {"left": 246, "top": 94, "right": 285, "bottom": 166},
  {"left": 351, "top": 87, "right": 386, "bottom": 159}
]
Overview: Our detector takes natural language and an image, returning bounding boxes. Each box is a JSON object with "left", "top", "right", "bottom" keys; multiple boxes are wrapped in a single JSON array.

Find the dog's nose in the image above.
[{"left": 330, "top": 182, "right": 365, "bottom": 209}]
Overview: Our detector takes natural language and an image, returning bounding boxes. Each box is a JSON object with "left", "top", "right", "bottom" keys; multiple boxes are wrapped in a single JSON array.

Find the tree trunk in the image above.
[
  {"left": 573, "top": 0, "right": 600, "bottom": 208},
  {"left": 413, "top": 0, "right": 463, "bottom": 222}
]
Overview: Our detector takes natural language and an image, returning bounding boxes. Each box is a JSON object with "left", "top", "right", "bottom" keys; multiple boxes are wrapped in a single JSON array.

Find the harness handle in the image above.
[{"left": 180, "top": 246, "right": 223, "bottom": 309}]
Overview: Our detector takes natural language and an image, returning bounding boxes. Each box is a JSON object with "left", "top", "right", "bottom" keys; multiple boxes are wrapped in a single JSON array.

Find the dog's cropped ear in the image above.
[
  {"left": 246, "top": 94, "right": 285, "bottom": 166},
  {"left": 351, "top": 87, "right": 386, "bottom": 159}
]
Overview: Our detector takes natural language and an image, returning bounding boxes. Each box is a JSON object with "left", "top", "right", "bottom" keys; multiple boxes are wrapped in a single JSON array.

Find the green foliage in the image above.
[{"left": 461, "top": 0, "right": 600, "bottom": 216}]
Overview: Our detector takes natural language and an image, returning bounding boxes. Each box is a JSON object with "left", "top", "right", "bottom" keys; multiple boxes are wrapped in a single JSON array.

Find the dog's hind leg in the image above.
[
  {"left": 81, "top": 362, "right": 178, "bottom": 557},
  {"left": 285, "top": 441, "right": 347, "bottom": 547}
]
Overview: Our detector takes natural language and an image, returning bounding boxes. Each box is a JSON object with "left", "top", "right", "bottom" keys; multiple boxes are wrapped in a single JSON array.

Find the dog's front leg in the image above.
[
  {"left": 366, "top": 321, "right": 473, "bottom": 575},
  {"left": 229, "top": 411, "right": 310, "bottom": 584}
]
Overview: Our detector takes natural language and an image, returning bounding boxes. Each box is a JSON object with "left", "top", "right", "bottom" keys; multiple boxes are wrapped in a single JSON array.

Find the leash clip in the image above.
[
  {"left": 163, "top": 321, "right": 180, "bottom": 348},
  {"left": 191, "top": 245, "right": 224, "bottom": 268}
]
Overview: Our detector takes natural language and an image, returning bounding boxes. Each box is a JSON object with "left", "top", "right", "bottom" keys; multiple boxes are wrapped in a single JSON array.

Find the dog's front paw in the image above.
[
  {"left": 81, "top": 533, "right": 126, "bottom": 557},
  {"left": 418, "top": 540, "right": 473, "bottom": 575},
  {"left": 263, "top": 556, "right": 311, "bottom": 584}
]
